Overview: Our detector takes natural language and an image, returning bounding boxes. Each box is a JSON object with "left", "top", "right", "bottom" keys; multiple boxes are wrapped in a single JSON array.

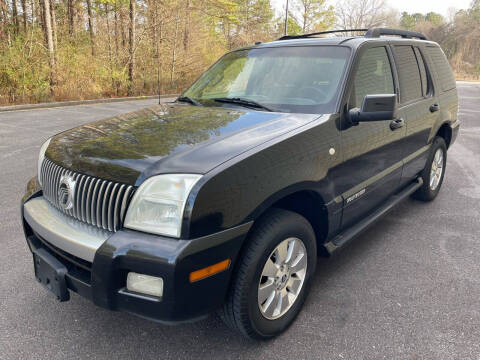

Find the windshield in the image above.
[{"left": 182, "top": 46, "right": 351, "bottom": 114}]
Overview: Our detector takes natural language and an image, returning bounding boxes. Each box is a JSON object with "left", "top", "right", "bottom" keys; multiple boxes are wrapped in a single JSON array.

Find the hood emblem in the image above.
[{"left": 58, "top": 175, "right": 76, "bottom": 210}]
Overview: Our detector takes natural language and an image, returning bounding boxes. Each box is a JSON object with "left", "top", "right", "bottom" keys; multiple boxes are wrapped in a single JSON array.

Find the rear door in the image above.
[
  {"left": 391, "top": 43, "right": 438, "bottom": 183},
  {"left": 337, "top": 44, "right": 407, "bottom": 229}
]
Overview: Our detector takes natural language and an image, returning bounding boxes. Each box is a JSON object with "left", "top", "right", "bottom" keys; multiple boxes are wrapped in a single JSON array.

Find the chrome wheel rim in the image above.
[
  {"left": 257, "top": 237, "right": 307, "bottom": 320},
  {"left": 430, "top": 148, "right": 444, "bottom": 191}
]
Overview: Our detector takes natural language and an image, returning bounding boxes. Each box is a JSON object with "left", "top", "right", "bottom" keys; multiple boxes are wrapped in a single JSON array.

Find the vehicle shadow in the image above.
[{"left": 45, "top": 197, "right": 425, "bottom": 358}]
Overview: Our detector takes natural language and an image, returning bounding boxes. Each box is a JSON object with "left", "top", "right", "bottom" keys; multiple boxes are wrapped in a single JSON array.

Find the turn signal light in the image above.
[{"left": 189, "top": 259, "right": 231, "bottom": 282}]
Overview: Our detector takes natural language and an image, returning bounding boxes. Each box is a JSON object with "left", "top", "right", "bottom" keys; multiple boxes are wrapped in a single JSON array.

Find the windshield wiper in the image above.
[
  {"left": 177, "top": 96, "right": 202, "bottom": 106},
  {"left": 213, "top": 97, "right": 274, "bottom": 112}
]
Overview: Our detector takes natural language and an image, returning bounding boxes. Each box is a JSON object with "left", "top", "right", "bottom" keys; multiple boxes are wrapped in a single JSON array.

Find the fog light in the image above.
[{"left": 126, "top": 272, "right": 163, "bottom": 298}]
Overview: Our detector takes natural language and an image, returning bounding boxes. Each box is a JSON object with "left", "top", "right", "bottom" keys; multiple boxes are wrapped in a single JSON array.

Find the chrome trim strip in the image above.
[{"left": 24, "top": 197, "right": 111, "bottom": 262}]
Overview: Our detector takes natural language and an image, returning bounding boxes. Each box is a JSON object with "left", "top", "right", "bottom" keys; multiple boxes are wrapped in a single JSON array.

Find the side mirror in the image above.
[{"left": 348, "top": 94, "right": 397, "bottom": 124}]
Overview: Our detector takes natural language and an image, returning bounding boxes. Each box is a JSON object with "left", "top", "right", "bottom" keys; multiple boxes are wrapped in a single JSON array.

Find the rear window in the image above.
[
  {"left": 394, "top": 45, "right": 423, "bottom": 103},
  {"left": 413, "top": 47, "right": 430, "bottom": 96},
  {"left": 427, "top": 46, "right": 456, "bottom": 92}
]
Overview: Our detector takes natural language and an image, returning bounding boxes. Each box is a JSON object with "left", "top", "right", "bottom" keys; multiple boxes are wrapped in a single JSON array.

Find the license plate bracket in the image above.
[{"left": 33, "top": 248, "right": 70, "bottom": 302}]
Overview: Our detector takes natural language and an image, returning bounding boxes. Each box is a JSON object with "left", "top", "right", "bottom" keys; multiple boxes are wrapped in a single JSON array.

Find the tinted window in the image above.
[
  {"left": 414, "top": 47, "right": 429, "bottom": 96},
  {"left": 394, "top": 45, "right": 423, "bottom": 103},
  {"left": 183, "top": 46, "right": 351, "bottom": 114},
  {"left": 353, "top": 47, "right": 394, "bottom": 108},
  {"left": 427, "top": 46, "right": 456, "bottom": 92}
]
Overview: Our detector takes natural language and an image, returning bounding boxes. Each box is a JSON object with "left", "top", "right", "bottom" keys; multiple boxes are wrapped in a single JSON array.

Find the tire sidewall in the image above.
[
  {"left": 424, "top": 137, "right": 447, "bottom": 199},
  {"left": 243, "top": 213, "right": 317, "bottom": 338}
]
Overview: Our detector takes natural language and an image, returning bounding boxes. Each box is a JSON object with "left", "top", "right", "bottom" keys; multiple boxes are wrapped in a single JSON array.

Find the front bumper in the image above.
[{"left": 22, "top": 180, "right": 251, "bottom": 324}]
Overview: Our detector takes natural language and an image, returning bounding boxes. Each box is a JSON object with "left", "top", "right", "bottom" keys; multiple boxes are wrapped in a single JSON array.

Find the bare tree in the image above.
[
  {"left": 295, "top": 0, "right": 334, "bottom": 33},
  {"left": 127, "top": 0, "right": 135, "bottom": 95},
  {"left": 42, "top": 0, "right": 56, "bottom": 90},
  {"left": 50, "top": 0, "right": 57, "bottom": 51},
  {"left": 12, "top": 0, "right": 19, "bottom": 32},
  {"left": 0, "top": 0, "right": 9, "bottom": 26},
  {"left": 86, "top": 0, "right": 95, "bottom": 55},
  {"left": 335, "top": 0, "right": 389, "bottom": 31},
  {"left": 21, "top": 0, "right": 27, "bottom": 30}
]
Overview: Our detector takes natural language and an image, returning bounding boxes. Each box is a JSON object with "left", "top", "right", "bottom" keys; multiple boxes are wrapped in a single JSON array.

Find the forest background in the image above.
[{"left": 1, "top": 0, "right": 479, "bottom": 105}]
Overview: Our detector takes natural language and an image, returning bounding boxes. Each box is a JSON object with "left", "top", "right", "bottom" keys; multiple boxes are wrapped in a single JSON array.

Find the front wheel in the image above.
[
  {"left": 218, "top": 208, "right": 317, "bottom": 339},
  {"left": 412, "top": 136, "right": 447, "bottom": 202}
]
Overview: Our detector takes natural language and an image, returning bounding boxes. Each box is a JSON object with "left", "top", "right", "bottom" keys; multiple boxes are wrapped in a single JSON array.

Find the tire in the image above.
[
  {"left": 412, "top": 136, "right": 447, "bottom": 202},
  {"left": 218, "top": 208, "right": 317, "bottom": 340}
]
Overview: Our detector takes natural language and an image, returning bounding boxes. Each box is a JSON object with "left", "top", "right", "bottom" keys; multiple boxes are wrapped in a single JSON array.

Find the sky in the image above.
[
  {"left": 389, "top": 0, "right": 472, "bottom": 17},
  {"left": 271, "top": 0, "right": 473, "bottom": 18}
]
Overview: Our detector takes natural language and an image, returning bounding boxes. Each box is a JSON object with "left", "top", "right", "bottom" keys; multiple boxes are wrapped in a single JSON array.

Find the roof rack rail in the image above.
[
  {"left": 365, "top": 28, "right": 427, "bottom": 40},
  {"left": 277, "top": 29, "right": 367, "bottom": 41},
  {"left": 276, "top": 27, "right": 427, "bottom": 41}
]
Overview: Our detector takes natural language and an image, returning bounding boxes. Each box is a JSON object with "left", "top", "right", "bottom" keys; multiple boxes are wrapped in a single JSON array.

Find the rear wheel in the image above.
[
  {"left": 218, "top": 208, "right": 317, "bottom": 339},
  {"left": 412, "top": 136, "right": 447, "bottom": 202}
]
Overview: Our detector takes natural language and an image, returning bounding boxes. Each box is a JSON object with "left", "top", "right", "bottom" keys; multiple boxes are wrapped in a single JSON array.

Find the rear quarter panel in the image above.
[{"left": 423, "top": 44, "right": 459, "bottom": 139}]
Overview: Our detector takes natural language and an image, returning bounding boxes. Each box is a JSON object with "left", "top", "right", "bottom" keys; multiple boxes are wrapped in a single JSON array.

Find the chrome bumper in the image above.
[{"left": 23, "top": 197, "right": 112, "bottom": 262}]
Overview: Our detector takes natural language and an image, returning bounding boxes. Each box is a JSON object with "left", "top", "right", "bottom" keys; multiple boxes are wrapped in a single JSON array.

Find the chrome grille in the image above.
[{"left": 40, "top": 158, "right": 135, "bottom": 232}]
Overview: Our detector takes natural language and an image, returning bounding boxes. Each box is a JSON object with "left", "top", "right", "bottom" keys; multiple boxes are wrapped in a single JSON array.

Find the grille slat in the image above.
[
  {"left": 107, "top": 183, "right": 119, "bottom": 232},
  {"left": 120, "top": 186, "right": 134, "bottom": 223},
  {"left": 90, "top": 179, "right": 100, "bottom": 227},
  {"left": 101, "top": 182, "right": 113, "bottom": 230},
  {"left": 96, "top": 181, "right": 107, "bottom": 229},
  {"left": 113, "top": 184, "right": 126, "bottom": 231},
  {"left": 81, "top": 177, "right": 91, "bottom": 223},
  {"left": 75, "top": 175, "right": 86, "bottom": 219},
  {"left": 40, "top": 158, "right": 134, "bottom": 232}
]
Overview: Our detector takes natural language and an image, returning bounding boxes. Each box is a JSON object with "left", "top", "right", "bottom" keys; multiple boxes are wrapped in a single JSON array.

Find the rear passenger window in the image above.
[
  {"left": 427, "top": 46, "right": 456, "bottom": 92},
  {"left": 353, "top": 47, "right": 394, "bottom": 108},
  {"left": 394, "top": 46, "right": 423, "bottom": 103},
  {"left": 413, "top": 47, "right": 430, "bottom": 96}
]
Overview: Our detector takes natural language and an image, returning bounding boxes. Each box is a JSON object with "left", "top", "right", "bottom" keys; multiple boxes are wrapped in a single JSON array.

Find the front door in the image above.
[{"left": 337, "top": 45, "right": 407, "bottom": 229}]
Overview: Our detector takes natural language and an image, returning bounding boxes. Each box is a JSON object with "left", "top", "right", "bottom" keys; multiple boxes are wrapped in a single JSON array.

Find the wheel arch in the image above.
[
  {"left": 436, "top": 122, "right": 453, "bottom": 148},
  {"left": 248, "top": 186, "right": 330, "bottom": 251}
]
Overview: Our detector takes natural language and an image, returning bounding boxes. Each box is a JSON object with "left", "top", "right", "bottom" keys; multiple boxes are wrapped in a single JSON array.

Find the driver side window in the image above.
[{"left": 352, "top": 47, "right": 394, "bottom": 108}]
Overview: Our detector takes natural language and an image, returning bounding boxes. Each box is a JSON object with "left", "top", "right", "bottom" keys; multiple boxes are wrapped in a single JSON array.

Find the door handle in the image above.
[
  {"left": 430, "top": 103, "right": 440, "bottom": 112},
  {"left": 390, "top": 118, "right": 404, "bottom": 131}
]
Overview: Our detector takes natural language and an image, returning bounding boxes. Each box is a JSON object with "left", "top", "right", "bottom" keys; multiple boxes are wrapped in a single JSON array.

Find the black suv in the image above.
[{"left": 21, "top": 28, "right": 459, "bottom": 339}]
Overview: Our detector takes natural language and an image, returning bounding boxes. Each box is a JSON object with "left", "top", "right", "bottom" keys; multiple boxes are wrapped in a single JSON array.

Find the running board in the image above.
[{"left": 323, "top": 177, "right": 423, "bottom": 255}]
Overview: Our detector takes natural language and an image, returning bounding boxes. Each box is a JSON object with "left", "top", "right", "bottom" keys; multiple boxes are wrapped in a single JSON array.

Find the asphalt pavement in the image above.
[{"left": 1, "top": 85, "right": 479, "bottom": 359}]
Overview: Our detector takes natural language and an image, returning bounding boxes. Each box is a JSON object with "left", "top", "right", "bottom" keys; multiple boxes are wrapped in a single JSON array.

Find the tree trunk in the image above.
[
  {"left": 67, "top": 0, "right": 73, "bottom": 34},
  {"left": 183, "top": 0, "right": 190, "bottom": 52},
  {"left": 170, "top": 14, "right": 179, "bottom": 89},
  {"left": 105, "top": 3, "right": 114, "bottom": 89},
  {"left": 21, "top": 0, "right": 27, "bottom": 30},
  {"left": 114, "top": 7, "right": 119, "bottom": 58},
  {"left": 120, "top": 6, "right": 126, "bottom": 49},
  {"left": 155, "top": 0, "right": 161, "bottom": 102},
  {"left": 127, "top": 0, "right": 135, "bottom": 95},
  {"left": 0, "top": 0, "right": 8, "bottom": 25},
  {"left": 86, "top": 0, "right": 95, "bottom": 55},
  {"left": 49, "top": 0, "right": 57, "bottom": 51},
  {"left": 43, "top": 0, "right": 56, "bottom": 92},
  {"left": 12, "top": 0, "right": 19, "bottom": 32}
]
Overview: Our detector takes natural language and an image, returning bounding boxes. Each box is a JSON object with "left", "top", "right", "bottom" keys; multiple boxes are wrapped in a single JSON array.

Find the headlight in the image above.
[
  {"left": 37, "top": 138, "right": 52, "bottom": 186},
  {"left": 124, "top": 174, "right": 202, "bottom": 238}
]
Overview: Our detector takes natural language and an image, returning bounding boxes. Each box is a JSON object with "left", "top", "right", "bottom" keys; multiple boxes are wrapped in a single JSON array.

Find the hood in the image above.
[{"left": 46, "top": 103, "right": 319, "bottom": 185}]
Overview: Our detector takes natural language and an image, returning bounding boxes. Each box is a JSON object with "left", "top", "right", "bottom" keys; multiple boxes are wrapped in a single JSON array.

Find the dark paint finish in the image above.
[
  {"left": 22, "top": 35, "right": 459, "bottom": 324},
  {"left": 46, "top": 103, "right": 319, "bottom": 185}
]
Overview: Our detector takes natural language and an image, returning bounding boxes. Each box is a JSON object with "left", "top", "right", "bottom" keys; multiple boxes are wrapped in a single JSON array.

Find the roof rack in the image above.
[
  {"left": 277, "top": 29, "right": 367, "bottom": 41},
  {"left": 365, "top": 28, "right": 427, "bottom": 40},
  {"left": 277, "top": 28, "right": 427, "bottom": 41}
]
